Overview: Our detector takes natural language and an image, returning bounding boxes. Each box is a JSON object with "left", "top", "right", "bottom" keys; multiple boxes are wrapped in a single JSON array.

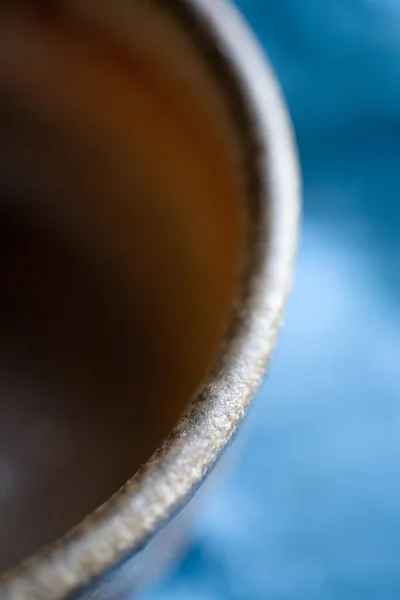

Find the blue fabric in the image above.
[{"left": 141, "top": 1, "right": 400, "bottom": 598}]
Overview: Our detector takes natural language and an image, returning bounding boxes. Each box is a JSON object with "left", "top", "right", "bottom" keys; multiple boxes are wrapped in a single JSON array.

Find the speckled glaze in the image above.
[{"left": 0, "top": 0, "right": 300, "bottom": 598}]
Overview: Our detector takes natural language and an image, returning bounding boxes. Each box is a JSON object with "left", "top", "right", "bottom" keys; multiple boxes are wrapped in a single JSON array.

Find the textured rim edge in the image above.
[{"left": 0, "top": 0, "right": 300, "bottom": 598}]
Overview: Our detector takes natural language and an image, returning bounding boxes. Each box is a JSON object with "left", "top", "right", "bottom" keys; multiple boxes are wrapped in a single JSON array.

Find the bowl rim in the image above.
[{"left": 0, "top": 0, "right": 300, "bottom": 598}]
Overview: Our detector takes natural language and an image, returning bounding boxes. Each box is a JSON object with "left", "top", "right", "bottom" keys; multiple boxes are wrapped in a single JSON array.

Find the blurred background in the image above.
[{"left": 141, "top": 0, "right": 400, "bottom": 599}]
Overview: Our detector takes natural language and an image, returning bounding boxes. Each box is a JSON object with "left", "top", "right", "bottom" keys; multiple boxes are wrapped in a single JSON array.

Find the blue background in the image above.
[{"left": 142, "top": 1, "right": 400, "bottom": 598}]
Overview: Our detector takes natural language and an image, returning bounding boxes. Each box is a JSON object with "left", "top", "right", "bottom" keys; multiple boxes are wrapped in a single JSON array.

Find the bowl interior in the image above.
[{"left": 0, "top": 0, "right": 245, "bottom": 571}]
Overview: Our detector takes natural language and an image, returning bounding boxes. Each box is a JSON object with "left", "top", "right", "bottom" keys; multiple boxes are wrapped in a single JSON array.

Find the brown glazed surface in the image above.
[
  {"left": 0, "top": 0, "right": 299, "bottom": 598},
  {"left": 0, "top": 0, "right": 241, "bottom": 573}
]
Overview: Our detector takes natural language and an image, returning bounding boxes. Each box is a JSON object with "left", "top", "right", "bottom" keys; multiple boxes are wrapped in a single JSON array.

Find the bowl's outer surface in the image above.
[{"left": 0, "top": 0, "right": 300, "bottom": 598}]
